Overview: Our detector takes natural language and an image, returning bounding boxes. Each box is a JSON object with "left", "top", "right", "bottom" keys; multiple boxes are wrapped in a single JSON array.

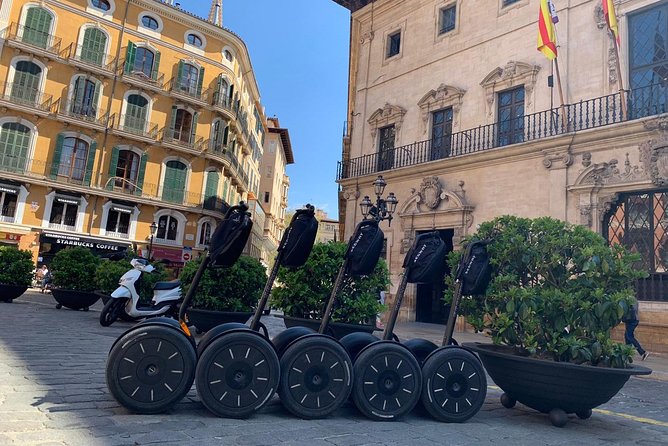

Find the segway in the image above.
[
  {"left": 105, "top": 203, "right": 253, "bottom": 414},
  {"left": 341, "top": 231, "right": 446, "bottom": 420},
  {"left": 273, "top": 218, "right": 385, "bottom": 419},
  {"left": 194, "top": 205, "right": 319, "bottom": 418},
  {"left": 418, "top": 239, "right": 492, "bottom": 422}
]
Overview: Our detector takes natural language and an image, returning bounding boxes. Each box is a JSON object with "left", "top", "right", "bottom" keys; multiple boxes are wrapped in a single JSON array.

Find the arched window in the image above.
[
  {"left": 172, "top": 109, "right": 193, "bottom": 143},
  {"left": 124, "top": 94, "right": 149, "bottom": 131},
  {"left": 91, "top": 0, "right": 111, "bottom": 12},
  {"left": 80, "top": 27, "right": 107, "bottom": 65},
  {"left": 22, "top": 7, "right": 53, "bottom": 48},
  {"left": 198, "top": 221, "right": 212, "bottom": 246},
  {"left": 58, "top": 137, "right": 90, "bottom": 182},
  {"left": 156, "top": 214, "right": 179, "bottom": 241},
  {"left": 0, "top": 122, "right": 31, "bottom": 172},
  {"left": 179, "top": 63, "right": 199, "bottom": 93},
  {"left": 70, "top": 77, "right": 99, "bottom": 118},
  {"left": 11, "top": 61, "right": 42, "bottom": 103},
  {"left": 187, "top": 34, "right": 203, "bottom": 47},
  {"left": 114, "top": 150, "right": 140, "bottom": 190},
  {"left": 211, "top": 119, "right": 228, "bottom": 151},
  {"left": 141, "top": 15, "right": 159, "bottom": 30},
  {"left": 203, "top": 170, "right": 220, "bottom": 210},
  {"left": 162, "top": 160, "right": 187, "bottom": 203},
  {"left": 133, "top": 47, "right": 154, "bottom": 78},
  {"left": 224, "top": 50, "right": 233, "bottom": 62}
]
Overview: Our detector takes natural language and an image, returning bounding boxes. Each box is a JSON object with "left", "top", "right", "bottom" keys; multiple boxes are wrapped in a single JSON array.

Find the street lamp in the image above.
[
  {"left": 359, "top": 175, "right": 398, "bottom": 226},
  {"left": 148, "top": 221, "right": 157, "bottom": 261}
]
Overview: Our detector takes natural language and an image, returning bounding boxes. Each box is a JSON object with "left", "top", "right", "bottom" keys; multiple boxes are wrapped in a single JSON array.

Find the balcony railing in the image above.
[
  {"left": 113, "top": 114, "right": 158, "bottom": 140},
  {"left": 160, "top": 128, "right": 203, "bottom": 150},
  {"left": 0, "top": 208, "right": 16, "bottom": 224},
  {"left": 168, "top": 78, "right": 205, "bottom": 102},
  {"left": 0, "top": 82, "right": 54, "bottom": 112},
  {"left": 121, "top": 54, "right": 165, "bottom": 89},
  {"left": 4, "top": 22, "right": 62, "bottom": 56},
  {"left": 59, "top": 102, "right": 108, "bottom": 127},
  {"left": 212, "top": 91, "right": 234, "bottom": 112},
  {"left": 65, "top": 43, "right": 116, "bottom": 73},
  {"left": 337, "top": 83, "right": 668, "bottom": 180},
  {"left": 48, "top": 222, "right": 76, "bottom": 232}
]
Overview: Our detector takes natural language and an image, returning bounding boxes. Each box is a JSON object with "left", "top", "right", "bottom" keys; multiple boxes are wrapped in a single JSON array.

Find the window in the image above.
[
  {"left": 124, "top": 94, "right": 148, "bottom": 131},
  {"left": 156, "top": 214, "right": 179, "bottom": 241},
  {"left": 198, "top": 221, "right": 212, "bottom": 246},
  {"left": 386, "top": 31, "right": 401, "bottom": 58},
  {"left": 224, "top": 50, "right": 233, "bottom": 62},
  {"left": 133, "top": 47, "right": 155, "bottom": 78},
  {"left": 172, "top": 109, "right": 193, "bottom": 143},
  {"left": 0, "top": 122, "right": 31, "bottom": 173},
  {"left": 162, "top": 160, "right": 187, "bottom": 203},
  {"left": 178, "top": 63, "right": 199, "bottom": 94},
  {"left": 114, "top": 150, "right": 140, "bottom": 191},
  {"left": 211, "top": 119, "right": 228, "bottom": 151},
  {"left": 49, "top": 197, "right": 79, "bottom": 230},
  {"left": 377, "top": 125, "right": 395, "bottom": 171},
  {"left": 187, "top": 34, "right": 203, "bottom": 48},
  {"left": 0, "top": 187, "right": 18, "bottom": 223},
  {"left": 22, "top": 7, "right": 53, "bottom": 49},
  {"left": 70, "top": 77, "right": 98, "bottom": 118},
  {"left": 497, "top": 87, "right": 525, "bottom": 147},
  {"left": 105, "top": 207, "right": 131, "bottom": 236},
  {"left": 503, "top": 0, "right": 519, "bottom": 5},
  {"left": 11, "top": 61, "right": 42, "bottom": 104},
  {"left": 439, "top": 5, "right": 456, "bottom": 34},
  {"left": 141, "top": 15, "right": 159, "bottom": 30},
  {"left": 203, "top": 170, "right": 220, "bottom": 210},
  {"left": 80, "top": 28, "right": 107, "bottom": 66},
  {"left": 91, "top": 0, "right": 111, "bottom": 12},
  {"left": 431, "top": 108, "right": 453, "bottom": 160},
  {"left": 58, "top": 137, "right": 90, "bottom": 182}
]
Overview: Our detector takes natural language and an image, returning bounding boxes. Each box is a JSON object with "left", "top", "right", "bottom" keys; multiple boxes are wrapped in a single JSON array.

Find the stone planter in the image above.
[
  {"left": 0, "top": 284, "right": 28, "bottom": 302},
  {"left": 187, "top": 308, "right": 253, "bottom": 333},
  {"left": 464, "top": 342, "right": 652, "bottom": 427},
  {"left": 278, "top": 314, "right": 378, "bottom": 340},
  {"left": 51, "top": 289, "right": 100, "bottom": 311}
]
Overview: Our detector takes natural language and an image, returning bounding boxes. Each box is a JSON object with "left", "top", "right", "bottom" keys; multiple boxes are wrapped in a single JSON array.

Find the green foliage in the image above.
[
  {"left": 95, "top": 252, "right": 167, "bottom": 303},
  {"left": 445, "top": 215, "right": 647, "bottom": 368},
  {"left": 271, "top": 242, "right": 389, "bottom": 325},
  {"left": 0, "top": 246, "right": 34, "bottom": 287},
  {"left": 51, "top": 247, "right": 100, "bottom": 292},
  {"left": 180, "top": 255, "right": 266, "bottom": 312}
]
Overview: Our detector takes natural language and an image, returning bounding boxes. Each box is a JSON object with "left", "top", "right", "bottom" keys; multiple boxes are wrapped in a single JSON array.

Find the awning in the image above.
[{"left": 39, "top": 231, "right": 129, "bottom": 253}]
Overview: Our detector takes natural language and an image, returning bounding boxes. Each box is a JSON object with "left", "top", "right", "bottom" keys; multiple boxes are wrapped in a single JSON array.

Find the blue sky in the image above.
[{"left": 191, "top": 0, "right": 351, "bottom": 218}]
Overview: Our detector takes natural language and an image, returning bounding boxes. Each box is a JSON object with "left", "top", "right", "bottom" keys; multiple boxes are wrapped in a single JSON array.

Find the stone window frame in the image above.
[
  {"left": 417, "top": 84, "right": 466, "bottom": 136},
  {"left": 100, "top": 200, "right": 139, "bottom": 239},
  {"left": 498, "top": 0, "right": 529, "bottom": 17},
  {"left": 196, "top": 216, "right": 216, "bottom": 249},
  {"left": 382, "top": 21, "right": 406, "bottom": 65},
  {"left": 153, "top": 208, "right": 186, "bottom": 246},
  {"left": 434, "top": 0, "right": 461, "bottom": 42},
  {"left": 367, "top": 103, "right": 407, "bottom": 145},
  {"left": 480, "top": 60, "right": 540, "bottom": 121},
  {"left": 42, "top": 190, "right": 88, "bottom": 233}
]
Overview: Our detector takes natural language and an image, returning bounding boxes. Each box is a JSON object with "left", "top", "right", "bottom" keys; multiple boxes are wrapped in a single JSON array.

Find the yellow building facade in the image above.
[{"left": 0, "top": 0, "right": 266, "bottom": 269}]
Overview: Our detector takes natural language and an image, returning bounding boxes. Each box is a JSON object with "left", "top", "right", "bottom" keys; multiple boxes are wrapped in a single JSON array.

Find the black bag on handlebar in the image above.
[
  {"left": 278, "top": 209, "right": 319, "bottom": 268},
  {"left": 209, "top": 206, "right": 253, "bottom": 268},
  {"left": 403, "top": 232, "right": 447, "bottom": 284},
  {"left": 456, "top": 240, "right": 492, "bottom": 295},
  {"left": 345, "top": 220, "right": 384, "bottom": 276}
]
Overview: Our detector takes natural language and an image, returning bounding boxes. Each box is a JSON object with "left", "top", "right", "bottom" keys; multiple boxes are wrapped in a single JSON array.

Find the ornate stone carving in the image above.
[
  {"left": 342, "top": 186, "right": 360, "bottom": 201},
  {"left": 643, "top": 117, "right": 668, "bottom": 133},
  {"left": 608, "top": 48, "right": 618, "bottom": 84},
  {"left": 578, "top": 204, "right": 593, "bottom": 228},
  {"left": 581, "top": 154, "right": 645, "bottom": 185},
  {"left": 417, "top": 176, "right": 445, "bottom": 210},
  {"left": 480, "top": 61, "right": 540, "bottom": 116},
  {"left": 542, "top": 153, "right": 573, "bottom": 169},
  {"left": 368, "top": 103, "right": 406, "bottom": 138},
  {"left": 639, "top": 137, "right": 668, "bottom": 186},
  {"left": 417, "top": 84, "right": 466, "bottom": 133},
  {"left": 582, "top": 152, "right": 592, "bottom": 167},
  {"left": 594, "top": 3, "right": 606, "bottom": 29}
]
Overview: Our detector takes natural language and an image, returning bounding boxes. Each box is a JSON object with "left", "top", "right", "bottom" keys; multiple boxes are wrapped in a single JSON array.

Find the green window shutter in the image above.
[
  {"left": 136, "top": 152, "right": 148, "bottom": 196},
  {"left": 215, "top": 74, "right": 223, "bottom": 98},
  {"left": 190, "top": 112, "right": 199, "bottom": 144},
  {"left": 228, "top": 84, "right": 234, "bottom": 102},
  {"left": 83, "top": 141, "right": 98, "bottom": 186},
  {"left": 151, "top": 50, "right": 161, "bottom": 80},
  {"left": 169, "top": 105, "right": 178, "bottom": 137},
  {"left": 124, "top": 42, "right": 136, "bottom": 74},
  {"left": 204, "top": 170, "right": 219, "bottom": 209},
  {"left": 81, "top": 28, "right": 106, "bottom": 65},
  {"left": 24, "top": 8, "right": 52, "bottom": 48},
  {"left": 106, "top": 146, "right": 120, "bottom": 190},
  {"left": 71, "top": 76, "right": 86, "bottom": 112},
  {"left": 50, "top": 134, "right": 65, "bottom": 179},
  {"left": 196, "top": 67, "right": 205, "bottom": 95},
  {"left": 91, "top": 81, "right": 101, "bottom": 116},
  {"left": 175, "top": 60, "right": 184, "bottom": 86},
  {"left": 163, "top": 160, "right": 186, "bottom": 203}
]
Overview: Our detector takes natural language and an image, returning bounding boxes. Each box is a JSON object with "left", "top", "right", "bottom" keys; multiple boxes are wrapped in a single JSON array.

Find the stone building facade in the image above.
[{"left": 333, "top": 0, "right": 668, "bottom": 352}]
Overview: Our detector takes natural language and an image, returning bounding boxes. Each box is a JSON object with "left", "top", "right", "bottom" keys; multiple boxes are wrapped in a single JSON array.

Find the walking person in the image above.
[{"left": 623, "top": 298, "right": 649, "bottom": 361}]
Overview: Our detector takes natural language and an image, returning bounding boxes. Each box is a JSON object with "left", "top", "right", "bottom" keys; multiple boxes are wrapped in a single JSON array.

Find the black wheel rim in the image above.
[
  {"left": 113, "top": 336, "right": 189, "bottom": 404},
  {"left": 425, "top": 355, "right": 485, "bottom": 416},
  {"left": 358, "top": 349, "right": 419, "bottom": 416},
  {"left": 200, "top": 341, "right": 275, "bottom": 412}
]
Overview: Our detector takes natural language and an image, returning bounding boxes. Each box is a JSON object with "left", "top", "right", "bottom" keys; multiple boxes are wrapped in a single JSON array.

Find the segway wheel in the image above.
[
  {"left": 278, "top": 335, "right": 352, "bottom": 419},
  {"left": 352, "top": 342, "right": 422, "bottom": 421},
  {"left": 106, "top": 325, "right": 196, "bottom": 414},
  {"left": 195, "top": 331, "right": 280, "bottom": 419},
  {"left": 420, "top": 347, "right": 487, "bottom": 423}
]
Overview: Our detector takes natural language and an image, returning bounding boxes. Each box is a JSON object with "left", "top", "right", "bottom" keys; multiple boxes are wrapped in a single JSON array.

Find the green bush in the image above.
[
  {"left": 95, "top": 252, "right": 168, "bottom": 303},
  {"left": 51, "top": 247, "right": 100, "bottom": 292},
  {"left": 180, "top": 255, "right": 266, "bottom": 312},
  {"left": 0, "top": 246, "right": 34, "bottom": 287},
  {"left": 446, "top": 215, "right": 647, "bottom": 368},
  {"left": 271, "top": 241, "right": 389, "bottom": 325}
]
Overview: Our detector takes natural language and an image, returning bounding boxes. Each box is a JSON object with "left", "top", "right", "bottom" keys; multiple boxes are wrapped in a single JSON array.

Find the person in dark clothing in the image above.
[{"left": 623, "top": 300, "right": 649, "bottom": 361}]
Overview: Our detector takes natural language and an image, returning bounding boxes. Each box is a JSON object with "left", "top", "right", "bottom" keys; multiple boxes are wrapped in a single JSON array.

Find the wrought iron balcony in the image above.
[
  {"left": 337, "top": 84, "right": 668, "bottom": 180},
  {"left": 3, "top": 22, "right": 62, "bottom": 57},
  {"left": 211, "top": 91, "right": 234, "bottom": 113},
  {"left": 58, "top": 101, "right": 108, "bottom": 128},
  {"left": 0, "top": 82, "right": 54, "bottom": 113},
  {"left": 168, "top": 78, "right": 206, "bottom": 103},
  {"left": 65, "top": 43, "right": 116, "bottom": 75},
  {"left": 112, "top": 114, "right": 158, "bottom": 140},
  {"left": 160, "top": 128, "right": 203, "bottom": 152},
  {"left": 120, "top": 52, "right": 164, "bottom": 90}
]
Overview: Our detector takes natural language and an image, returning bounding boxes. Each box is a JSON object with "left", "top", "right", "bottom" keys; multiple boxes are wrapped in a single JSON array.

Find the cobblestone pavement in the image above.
[{"left": 0, "top": 291, "right": 667, "bottom": 446}]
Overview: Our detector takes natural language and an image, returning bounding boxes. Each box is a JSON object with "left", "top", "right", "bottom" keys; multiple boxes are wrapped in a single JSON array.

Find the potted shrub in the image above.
[
  {"left": 451, "top": 215, "right": 652, "bottom": 426},
  {"left": 50, "top": 246, "right": 101, "bottom": 311},
  {"left": 271, "top": 241, "right": 389, "bottom": 339},
  {"left": 180, "top": 255, "right": 266, "bottom": 333},
  {"left": 0, "top": 246, "right": 34, "bottom": 302}
]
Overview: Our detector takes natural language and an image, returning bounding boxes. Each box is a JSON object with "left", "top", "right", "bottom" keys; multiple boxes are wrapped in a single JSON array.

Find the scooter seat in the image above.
[{"left": 153, "top": 280, "right": 181, "bottom": 291}]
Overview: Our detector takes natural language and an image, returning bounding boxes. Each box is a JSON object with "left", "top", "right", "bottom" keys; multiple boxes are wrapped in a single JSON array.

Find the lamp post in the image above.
[
  {"left": 148, "top": 221, "right": 157, "bottom": 261},
  {"left": 359, "top": 175, "right": 398, "bottom": 225}
]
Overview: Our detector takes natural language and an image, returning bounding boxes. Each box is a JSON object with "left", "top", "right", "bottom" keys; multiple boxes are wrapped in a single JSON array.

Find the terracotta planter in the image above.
[
  {"left": 0, "top": 284, "right": 28, "bottom": 302},
  {"left": 51, "top": 289, "right": 100, "bottom": 311},
  {"left": 187, "top": 308, "right": 253, "bottom": 333},
  {"left": 278, "top": 314, "right": 378, "bottom": 340},
  {"left": 464, "top": 342, "right": 652, "bottom": 426}
]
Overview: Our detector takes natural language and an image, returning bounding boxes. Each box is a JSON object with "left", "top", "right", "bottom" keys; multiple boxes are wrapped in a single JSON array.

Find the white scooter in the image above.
[{"left": 99, "top": 258, "right": 182, "bottom": 327}]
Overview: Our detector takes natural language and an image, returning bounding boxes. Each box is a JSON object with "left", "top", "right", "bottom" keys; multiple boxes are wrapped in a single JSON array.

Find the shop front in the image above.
[
  {"left": 0, "top": 231, "right": 23, "bottom": 247},
  {"left": 38, "top": 231, "right": 130, "bottom": 265}
]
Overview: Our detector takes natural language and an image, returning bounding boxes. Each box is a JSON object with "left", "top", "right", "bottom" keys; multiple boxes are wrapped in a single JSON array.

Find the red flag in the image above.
[
  {"left": 538, "top": 0, "right": 558, "bottom": 60},
  {"left": 602, "top": 0, "right": 620, "bottom": 45}
]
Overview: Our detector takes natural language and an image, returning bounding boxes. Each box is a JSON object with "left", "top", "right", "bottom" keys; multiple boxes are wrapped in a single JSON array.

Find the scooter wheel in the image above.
[
  {"left": 195, "top": 331, "right": 279, "bottom": 419},
  {"left": 278, "top": 335, "right": 352, "bottom": 419},
  {"left": 106, "top": 324, "right": 196, "bottom": 414},
  {"left": 100, "top": 298, "right": 125, "bottom": 327},
  {"left": 420, "top": 347, "right": 487, "bottom": 423},
  {"left": 352, "top": 342, "right": 422, "bottom": 421}
]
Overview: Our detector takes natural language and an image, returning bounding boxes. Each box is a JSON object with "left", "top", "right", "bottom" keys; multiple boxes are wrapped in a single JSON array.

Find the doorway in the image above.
[{"left": 415, "top": 229, "right": 453, "bottom": 324}]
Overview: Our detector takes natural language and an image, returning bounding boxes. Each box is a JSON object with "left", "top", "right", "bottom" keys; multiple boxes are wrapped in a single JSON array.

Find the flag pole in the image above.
[
  {"left": 613, "top": 37, "right": 628, "bottom": 120},
  {"left": 553, "top": 57, "right": 568, "bottom": 130}
]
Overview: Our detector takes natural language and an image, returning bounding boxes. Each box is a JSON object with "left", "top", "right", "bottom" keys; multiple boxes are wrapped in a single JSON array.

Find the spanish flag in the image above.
[
  {"left": 537, "top": 0, "right": 558, "bottom": 60},
  {"left": 602, "top": 0, "right": 621, "bottom": 45}
]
